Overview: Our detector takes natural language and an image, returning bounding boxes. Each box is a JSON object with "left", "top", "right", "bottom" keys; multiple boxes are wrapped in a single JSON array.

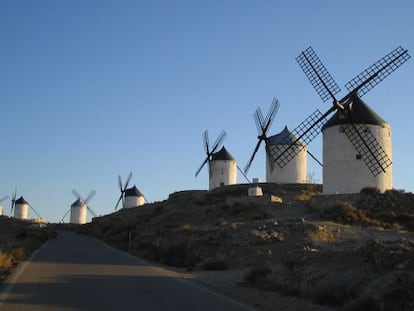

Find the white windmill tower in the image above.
[
  {"left": 0, "top": 196, "right": 9, "bottom": 216},
  {"left": 244, "top": 98, "right": 313, "bottom": 183},
  {"left": 124, "top": 186, "right": 145, "bottom": 208},
  {"left": 9, "top": 189, "right": 42, "bottom": 220},
  {"left": 195, "top": 130, "right": 237, "bottom": 190},
  {"left": 69, "top": 190, "right": 97, "bottom": 224},
  {"left": 266, "top": 126, "right": 307, "bottom": 183},
  {"left": 14, "top": 196, "right": 29, "bottom": 220},
  {"left": 275, "top": 46, "right": 410, "bottom": 194},
  {"left": 115, "top": 172, "right": 146, "bottom": 210}
]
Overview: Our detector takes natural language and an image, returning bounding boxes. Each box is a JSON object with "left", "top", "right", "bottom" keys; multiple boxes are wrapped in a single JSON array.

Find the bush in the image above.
[
  {"left": 244, "top": 266, "right": 272, "bottom": 284},
  {"left": 384, "top": 188, "right": 406, "bottom": 195},
  {"left": 295, "top": 190, "right": 319, "bottom": 202},
  {"left": 156, "top": 240, "right": 198, "bottom": 267},
  {"left": 321, "top": 202, "right": 381, "bottom": 227},
  {"left": 0, "top": 251, "right": 13, "bottom": 269},
  {"left": 11, "top": 247, "right": 27, "bottom": 261},
  {"left": 360, "top": 187, "right": 381, "bottom": 194},
  {"left": 200, "top": 260, "right": 229, "bottom": 271}
]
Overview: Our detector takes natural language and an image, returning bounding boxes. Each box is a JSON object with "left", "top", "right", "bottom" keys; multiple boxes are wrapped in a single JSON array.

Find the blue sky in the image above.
[{"left": 0, "top": 0, "right": 413, "bottom": 223}]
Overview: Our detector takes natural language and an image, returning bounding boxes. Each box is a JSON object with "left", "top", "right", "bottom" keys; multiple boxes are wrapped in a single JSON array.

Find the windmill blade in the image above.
[
  {"left": 87, "top": 206, "right": 98, "bottom": 218},
  {"left": 142, "top": 193, "right": 150, "bottom": 204},
  {"left": 296, "top": 47, "right": 341, "bottom": 102},
  {"left": 60, "top": 209, "right": 71, "bottom": 223},
  {"left": 272, "top": 109, "right": 329, "bottom": 168},
  {"left": 10, "top": 188, "right": 17, "bottom": 215},
  {"left": 210, "top": 130, "right": 227, "bottom": 154},
  {"left": 237, "top": 165, "right": 251, "bottom": 183},
  {"left": 244, "top": 138, "right": 263, "bottom": 174},
  {"left": 245, "top": 98, "right": 280, "bottom": 174},
  {"left": 263, "top": 98, "right": 280, "bottom": 133},
  {"left": 195, "top": 157, "right": 209, "bottom": 178},
  {"left": 203, "top": 130, "right": 210, "bottom": 154},
  {"left": 307, "top": 150, "right": 323, "bottom": 167},
  {"left": 85, "top": 190, "right": 96, "bottom": 203},
  {"left": 254, "top": 109, "right": 264, "bottom": 135},
  {"left": 115, "top": 194, "right": 123, "bottom": 210},
  {"left": 342, "top": 124, "right": 392, "bottom": 176},
  {"left": 256, "top": 108, "right": 265, "bottom": 131},
  {"left": 72, "top": 189, "right": 82, "bottom": 200},
  {"left": 118, "top": 175, "right": 123, "bottom": 191},
  {"left": 345, "top": 46, "right": 411, "bottom": 98},
  {"left": 124, "top": 172, "right": 133, "bottom": 191},
  {"left": 29, "top": 204, "right": 42, "bottom": 219}
]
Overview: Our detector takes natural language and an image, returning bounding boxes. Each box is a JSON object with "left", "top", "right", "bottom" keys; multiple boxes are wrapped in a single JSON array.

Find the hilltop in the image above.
[{"left": 78, "top": 183, "right": 414, "bottom": 311}]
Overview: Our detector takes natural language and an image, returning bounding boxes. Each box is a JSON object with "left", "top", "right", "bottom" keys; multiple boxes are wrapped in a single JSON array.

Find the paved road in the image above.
[{"left": 0, "top": 231, "right": 253, "bottom": 311}]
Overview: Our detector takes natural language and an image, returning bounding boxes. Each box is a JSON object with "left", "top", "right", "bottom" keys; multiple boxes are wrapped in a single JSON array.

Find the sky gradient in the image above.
[{"left": 0, "top": 0, "right": 413, "bottom": 222}]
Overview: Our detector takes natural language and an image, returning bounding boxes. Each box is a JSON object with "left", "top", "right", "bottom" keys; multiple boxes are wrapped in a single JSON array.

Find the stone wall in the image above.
[{"left": 310, "top": 191, "right": 414, "bottom": 213}]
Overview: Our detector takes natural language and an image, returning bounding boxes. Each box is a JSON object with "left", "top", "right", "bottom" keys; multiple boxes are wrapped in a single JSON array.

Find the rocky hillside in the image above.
[{"left": 80, "top": 183, "right": 414, "bottom": 311}]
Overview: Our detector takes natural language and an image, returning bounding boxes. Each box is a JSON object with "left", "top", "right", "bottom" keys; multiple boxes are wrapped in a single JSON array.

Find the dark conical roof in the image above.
[
  {"left": 211, "top": 146, "right": 235, "bottom": 161},
  {"left": 322, "top": 94, "right": 387, "bottom": 130},
  {"left": 15, "top": 196, "right": 28, "bottom": 205},
  {"left": 71, "top": 198, "right": 84, "bottom": 207},
  {"left": 268, "top": 126, "right": 305, "bottom": 146},
  {"left": 125, "top": 185, "right": 143, "bottom": 197}
]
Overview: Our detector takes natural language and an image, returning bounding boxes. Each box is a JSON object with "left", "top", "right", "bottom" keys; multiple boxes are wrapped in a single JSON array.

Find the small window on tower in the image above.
[{"left": 356, "top": 154, "right": 362, "bottom": 160}]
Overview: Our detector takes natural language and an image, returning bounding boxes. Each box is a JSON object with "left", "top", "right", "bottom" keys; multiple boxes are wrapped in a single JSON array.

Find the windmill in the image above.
[
  {"left": 195, "top": 130, "right": 239, "bottom": 190},
  {"left": 244, "top": 97, "right": 280, "bottom": 175},
  {"left": 0, "top": 196, "right": 9, "bottom": 216},
  {"left": 274, "top": 46, "right": 410, "bottom": 193},
  {"left": 67, "top": 189, "right": 97, "bottom": 224},
  {"left": 10, "top": 188, "right": 17, "bottom": 216},
  {"left": 115, "top": 172, "right": 132, "bottom": 210},
  {"left": 115, "top": 172, "right": 146, "bottom": 209},
  {"left": 244, "top": 98, "right": 319, "bottom": 183}
]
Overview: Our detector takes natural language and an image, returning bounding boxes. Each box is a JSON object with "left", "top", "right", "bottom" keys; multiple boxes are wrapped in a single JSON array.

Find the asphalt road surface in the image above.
[{"left": 0, "top": 231, "right": 254, "bottom": 311}]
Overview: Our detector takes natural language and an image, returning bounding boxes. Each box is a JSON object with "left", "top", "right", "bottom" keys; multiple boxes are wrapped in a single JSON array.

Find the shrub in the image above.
[
  {"left": 321, "top": 202, "right": 380, "bottom": 226},
  {"left": 11, "top": 247, "right": 27, "bottom": 261},
  {"left": 295, "top": 190, "right": 319, "bottom": 202},
  {"left": 0, "top": 251, "right": 13, "bottom": 269},
  {"left": 157, "top": 240, "right": 198, "bottom": 267},
  {"left": 244, "top": 266, "right": 272, "bottom": 284},
  {"left": 200, "top": 260, "right": 229, "bottom": 271},
  {"left": 384, "top": 188, "right": 406, "bottom": 195},
  {"left": 360, "top": 187, "right": 381, "bottom": 194}
]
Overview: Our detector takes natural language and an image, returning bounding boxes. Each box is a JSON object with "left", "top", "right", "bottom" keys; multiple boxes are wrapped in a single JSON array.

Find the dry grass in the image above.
[
  {"left": 0, "top": 217, "right": 57, "bottom": 282},
  {"left": 0, "top": 251, "right": 13, "bottom": 269},
  {"left": 321, "top": 202, "right": 382, "bottom": 227},
  {"left": 307, "top": 226, "right": 336, "bottom": 243},
  {"left": 10, "top": 247, "right": 27, "bottom": 261},
  {"left": 295, "top": 190, "right": 320, "bottom": 202}
]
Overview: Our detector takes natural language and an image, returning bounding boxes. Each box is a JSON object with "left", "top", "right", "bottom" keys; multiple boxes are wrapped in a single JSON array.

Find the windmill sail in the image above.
[{"left": 274, "top": 46, "right": 410, "bottom": 176}]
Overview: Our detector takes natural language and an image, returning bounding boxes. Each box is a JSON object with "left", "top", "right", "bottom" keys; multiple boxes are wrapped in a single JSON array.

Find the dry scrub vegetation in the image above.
[
  {"left": 0, "top": 217, "right": 57, "bottom": 280},
  {"left": 79, "top": 183, "right": 414, "bottom": 311}
]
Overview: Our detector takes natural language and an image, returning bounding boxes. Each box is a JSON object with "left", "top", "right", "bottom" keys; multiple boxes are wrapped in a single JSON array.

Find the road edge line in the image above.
[{"left": 0, "top": 243, "right": 46, "bottom": 307}]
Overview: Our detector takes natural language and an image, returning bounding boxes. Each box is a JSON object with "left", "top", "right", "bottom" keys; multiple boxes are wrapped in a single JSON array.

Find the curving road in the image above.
[{"left": 0, "top": 231, "right": 254, "bottom": 311}]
